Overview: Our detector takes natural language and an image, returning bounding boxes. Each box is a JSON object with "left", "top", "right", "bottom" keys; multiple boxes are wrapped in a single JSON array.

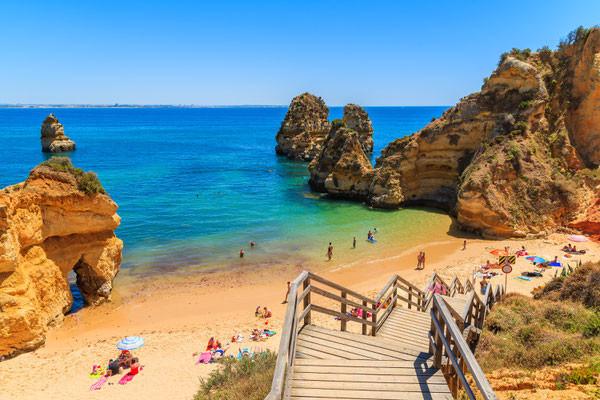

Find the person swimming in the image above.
[{"left": 250, "top": 241, "right": 256, "bottom": 247}]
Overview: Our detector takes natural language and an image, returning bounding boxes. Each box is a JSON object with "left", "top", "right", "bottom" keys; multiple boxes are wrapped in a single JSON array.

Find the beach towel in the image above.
[
  {"left": 118, "top": 372, "right": 138, "bottom": 385},
  {"left": 196, "top": 352, "right": 212, "bottom": 364},
  {"left": 517, "top": 276, "right": 532, "bottom": 281},
  {"left": 89, "top": 375, "right": 108, "bottom": 391}
]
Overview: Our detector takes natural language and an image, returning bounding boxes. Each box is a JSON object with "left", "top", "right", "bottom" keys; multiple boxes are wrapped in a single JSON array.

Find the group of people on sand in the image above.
[
  {"left": 89, "top": 350, "right": 143, "bottom": 390},
  {"left": 562, "top": 243, "right": 585, "bottom": 254},
  {"left": 416, "top": 252, "right": 426, "bottom": 270},
  {"left": 255, "top": 305, "right": 272, "bottom": 318},
  {"left": 239, "top": 241, "right": 257, "bottom": 258}
]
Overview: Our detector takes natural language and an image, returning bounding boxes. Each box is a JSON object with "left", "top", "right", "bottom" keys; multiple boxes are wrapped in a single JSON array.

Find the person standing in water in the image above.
[
  {"left": 327, "top": 242, "right": 333, "bottom": 261},
  {"left": 373, "top": 228, "right": 377, "bottom": 233},
  {"left": 353, "top": 237, "right": 356, "bottom": 248},
  {"left": 367, "top": 230, "right": 372, "bottom": 240},
  {"left": 239, "top": 249, "right": 245, "bottom": 258}
]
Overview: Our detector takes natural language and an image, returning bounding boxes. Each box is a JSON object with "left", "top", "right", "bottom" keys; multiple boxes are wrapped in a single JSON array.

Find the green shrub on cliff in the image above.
[
  {"left": 194, "top": 351, "right": 277, "bottom": 400},
  {"left": 40, "top": 156, "right": 105, "bottom": 195},
  {"left": 478, "top": 262, "right": 600, "bottom": 371}
]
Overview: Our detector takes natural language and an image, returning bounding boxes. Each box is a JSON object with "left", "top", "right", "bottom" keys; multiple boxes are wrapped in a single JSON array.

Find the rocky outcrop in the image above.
[
  {"left": 0, "top": 161, "right": 122, "bottom": 357},
  {"left": 275, "top": 93, "right": 332, "bottom": 161},
  {"left": 342, "top": 104, "right": 374, "bottom": 153},
  {"left": 309, "top": 27, "right": 600, "bottom": 238},
  {"left": 308, "top": 121, "right": 372, "bottom": 198},
  {"left": 41, "top": 114, "right": 76, "bottom": 152}
]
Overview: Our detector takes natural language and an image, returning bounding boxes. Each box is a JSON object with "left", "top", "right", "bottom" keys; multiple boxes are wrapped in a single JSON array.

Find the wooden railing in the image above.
[
  {"left": 428, "top": 281, "right": 504, "bottom": 400},
  {"left": 374, "top": 274, "right": 427, "bottom": 331},
  {"left": 267, "top": 270, "right": 504, "bottom": 400}
]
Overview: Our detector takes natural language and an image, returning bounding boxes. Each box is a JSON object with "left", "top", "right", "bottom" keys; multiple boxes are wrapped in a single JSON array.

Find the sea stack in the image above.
[
  {"left": 308, "top": 120, "right": 373, "bottom": 197},
  {"left": 275, "top": 93, "right": 332, "bottom": 161},
  {"left": 342, "top": 104, "right": 374, "bottom": 153},
  {"left": 0, "top": 159, "right": 122, "bottom": 357},
  {"left": 308, "top": 27, "right": 600, "bottom": 239},
  {"left": 40, "top": 114, "right": 76, "bottom": 152}
]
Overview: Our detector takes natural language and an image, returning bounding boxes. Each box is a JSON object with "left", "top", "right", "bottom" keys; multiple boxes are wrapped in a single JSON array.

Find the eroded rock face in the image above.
[
  {"left": 0, "top": 165, "right": 122, "bottom": 357},
  {"left": 308, "top": 122, "right": 372, "bottom": 198},
  {"left": 41, "top": 114, "right": 76, "bottom": 152},
  {"left": 309, "top": 29, "right": 600, "bottom": 238},
  {"left": 275, "top": 93, "right": 332, "bottom": 161},
  {"left": 343, "top": 104, "right": 374, "bottom": 153},
  {"left": 564, "top": 29, "right": 600, "bottom": 167}
]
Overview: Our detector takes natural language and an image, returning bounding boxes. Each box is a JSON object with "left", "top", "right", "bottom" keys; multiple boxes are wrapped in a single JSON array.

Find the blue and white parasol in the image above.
[{"left": 117, "top": 336, "right": 145, "bottom": 351}]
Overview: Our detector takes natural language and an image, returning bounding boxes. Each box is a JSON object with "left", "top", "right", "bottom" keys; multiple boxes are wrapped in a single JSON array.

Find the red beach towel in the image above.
[{"left": 118, "top": 372, "right": 137, "bottom": 385}]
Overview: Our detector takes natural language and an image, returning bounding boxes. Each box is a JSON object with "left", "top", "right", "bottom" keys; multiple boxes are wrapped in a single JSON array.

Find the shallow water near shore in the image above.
[{"left": 1, "top": 106, "right": 451, "bottom": 279}]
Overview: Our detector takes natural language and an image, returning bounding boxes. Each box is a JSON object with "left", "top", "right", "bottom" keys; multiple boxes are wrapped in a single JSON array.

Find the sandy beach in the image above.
[{"left": 1, "top": 233, "right": 598, "bottom": 400}]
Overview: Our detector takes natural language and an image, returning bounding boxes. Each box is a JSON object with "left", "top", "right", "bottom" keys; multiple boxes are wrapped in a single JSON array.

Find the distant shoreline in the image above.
[{"left": 0, "top": 104, "right": 450, "bottom": 109}]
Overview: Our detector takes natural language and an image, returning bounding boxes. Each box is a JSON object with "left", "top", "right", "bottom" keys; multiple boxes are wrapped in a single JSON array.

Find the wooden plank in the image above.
[
  {"left": 291, "top": 380, "right": 452, "bottom": 392},
  {"left": 382, "top": 314, "right": 430, "bottom": 328},
  {"left": 387, "top": 309, "right": 431, "bottom": 323},
  {"left": 300, "top": 328, "right": 417, "bottom": 361},
  {"left": 295, "top": 342, "right": 339, "bottom": 360},
  {"left": 297, "top": 334, "right": 395, "bottom": 361},
  {"left": 308, "top": 272, "right": 375, "bottom": 305},
  {"left": 297, "top": 284, "right": 311, "bottom": 306},
  {"left": 297, "top": 304, "right": 311, "bottom": 327},
  {"left": 294, "top": 359, "right": 436, "bottom": 368},
  {"left": 310, "top": 304, "right": 376, "bottom": 327},
  {"left": 293, "top": 365, "right": 443, "bottom": 375},
  {"left": 290, "top": 388, "right": 453, "bottom": 399},
  {"left": 290, "top": 395, "right": 453, "bottom": 400},
  {"left": 292, "top": 372, "right": 447, "bottom": 384},
  {"left": 305, "top": 325, "right": 431, "bottom": 360}
]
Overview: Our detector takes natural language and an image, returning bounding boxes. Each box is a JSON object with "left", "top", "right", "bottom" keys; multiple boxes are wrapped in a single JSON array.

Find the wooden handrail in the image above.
[
  {"left": 307, "top": 272, "right": 375, "bottom": 305},
  {"left": 431, "top": 294, "right": 498, "bottom": 400},
  {"left": 265, "top": 271, "right": 308, "bottom": 400}
]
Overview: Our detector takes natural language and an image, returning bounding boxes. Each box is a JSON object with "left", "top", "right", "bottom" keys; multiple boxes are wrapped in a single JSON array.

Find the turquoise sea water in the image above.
[{"left": 1, "top": 107, "right": 452, "bottom": 278}]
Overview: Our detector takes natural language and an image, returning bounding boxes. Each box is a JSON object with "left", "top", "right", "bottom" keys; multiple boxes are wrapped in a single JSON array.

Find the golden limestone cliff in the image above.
[
  {"left": 310, "top": 27, "right": 600, "bottom": 238},
  {"left": 0, "top": 159, "right": 122, "bottom": 357},
  {"left": 276, "top": 93, "right": 374, "bottom": 161}
]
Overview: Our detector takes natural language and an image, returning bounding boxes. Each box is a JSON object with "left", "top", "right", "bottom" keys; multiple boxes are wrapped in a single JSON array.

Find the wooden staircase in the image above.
[{"left": 265, "top": 271, "right": 504, "bottom": 400}]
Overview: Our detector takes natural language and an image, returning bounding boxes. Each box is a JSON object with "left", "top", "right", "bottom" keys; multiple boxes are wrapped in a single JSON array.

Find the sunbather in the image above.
[
  {"left": 206, "top": 337, "right": 222, "bottom": 351},
  {"left": 262, "top": 307, "right": 272, "bottom": 318}
]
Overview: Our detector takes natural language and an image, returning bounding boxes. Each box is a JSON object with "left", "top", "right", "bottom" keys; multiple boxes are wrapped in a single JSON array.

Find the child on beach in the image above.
[
  {"left": 283, "top": 282, "right": 291, "bottom": 304},
  {"left": 255, "top": 306, "right": 261, "bottom": 317}
]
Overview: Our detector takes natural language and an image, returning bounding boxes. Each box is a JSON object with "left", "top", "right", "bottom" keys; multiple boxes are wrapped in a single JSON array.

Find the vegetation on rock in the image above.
[{"left": 40, "top": 156, "right": 105, "bottom": 195}]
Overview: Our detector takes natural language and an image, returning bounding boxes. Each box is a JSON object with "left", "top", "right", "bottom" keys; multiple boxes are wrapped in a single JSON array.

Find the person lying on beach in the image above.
[{"left": 562, "top": 244, "right": 573, "bottom": 251}]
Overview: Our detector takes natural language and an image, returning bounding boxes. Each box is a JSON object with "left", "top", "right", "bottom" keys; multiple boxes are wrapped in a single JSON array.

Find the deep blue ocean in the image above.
[{"left": 1, "top": 107, "right": 452, "bottom": 279}]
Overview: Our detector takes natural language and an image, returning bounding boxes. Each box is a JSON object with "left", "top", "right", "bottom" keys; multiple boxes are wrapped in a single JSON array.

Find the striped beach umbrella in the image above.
[{"left": 117, "top": 336, "right": 145, "bottom": 351}]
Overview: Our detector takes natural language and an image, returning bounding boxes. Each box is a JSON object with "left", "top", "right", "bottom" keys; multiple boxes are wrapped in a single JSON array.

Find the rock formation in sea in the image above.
[
  {"left": 275, "top": 93, "right": 332, "bottom": 161},
  {"left": 0, "top": 158, "right": 122, "bottom": 357},
  {"left": 308, "top": 120, "right": 373, "bottom": 198},
  {"left": 40, "top": 114, "right": 76, "bottom": 152},
  {"left": 342, "top": 104, "right": 374, "bottom": 153},
  {"left": 309, "top": 27, "right": 600, "bottom": 238}
]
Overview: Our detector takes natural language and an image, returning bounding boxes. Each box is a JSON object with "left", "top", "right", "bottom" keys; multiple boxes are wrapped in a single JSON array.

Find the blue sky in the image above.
[{"left": 1, "top": 1, "right": 598, "bottom": 106}]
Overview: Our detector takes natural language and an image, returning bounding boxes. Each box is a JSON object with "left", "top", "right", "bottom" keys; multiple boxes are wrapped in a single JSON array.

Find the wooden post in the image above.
[
  {"left": 434, "top": 308, "right": 444, "bottom": 368},
  {"left": 303, "top": 278, "right": 311, "bottom": 325},
  {"left": 408, "top": 286, "right": 412, "bottom": 310},
  {"left": 362, "top": 300, "right": 367, "bottom": 336},
  {"left": 393, "top": 281, "right": 398, "bottom": 307},
  {"left": 371, "top": 302, "right": 377, "bottom": 336},
  {"left": 341, "top": 291, "right": 347, "bottom": 332}
]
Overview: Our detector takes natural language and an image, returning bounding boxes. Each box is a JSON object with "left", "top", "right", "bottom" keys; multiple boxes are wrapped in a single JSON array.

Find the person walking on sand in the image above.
[
  {"left": 421, "top": 252, "right": 426, "bottom": 269},
  {"left": 353, "top": 237, "right": 356, "bottom": 248},
  {"left": 283, "top": 281, "right": 291, "bottom": 304},
  {"left": 416, "top": 252, "right": 422, "bottom": 269},
  {"left": 463, "top": 240, "right": 467, "bottom": 250},
  {"left": 327, "top": 242, "right": 333, "bottom": 261}
]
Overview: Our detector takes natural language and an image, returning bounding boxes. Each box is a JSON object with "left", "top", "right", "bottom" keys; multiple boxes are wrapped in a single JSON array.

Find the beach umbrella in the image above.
[
  {"left": 529, "top": 256, "right": 546, "bottom": 264},
  {"left": 117, "top": 336, "right": 145, "bottom": 351},
  {"left": 525, "top": 256, "right": 536, "bottom": 260},
  {"left": 490, "top": 249, "right": 509, "bottom": 256},
  {"left": 568, "top": 235, "right": 588, "bottom": 242}
]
